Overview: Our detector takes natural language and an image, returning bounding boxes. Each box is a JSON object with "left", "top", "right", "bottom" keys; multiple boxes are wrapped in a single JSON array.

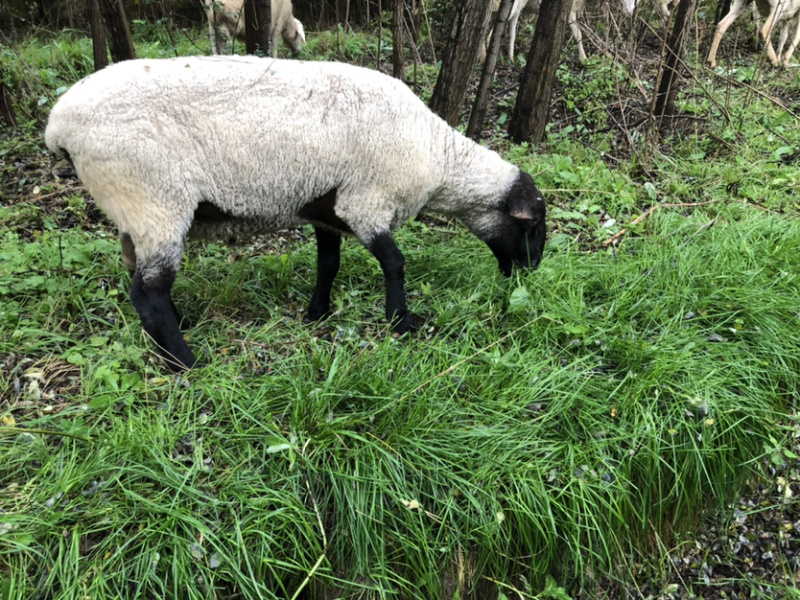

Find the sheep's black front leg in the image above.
[
  {"left": 307, "top": 226, "right": 342, "bottom": 321},
  {"left": 367, "top": 232, "right": 415, "bottom": 333},
  {"left": 130, "top": 269, "right": 198, "bottom": 372}
]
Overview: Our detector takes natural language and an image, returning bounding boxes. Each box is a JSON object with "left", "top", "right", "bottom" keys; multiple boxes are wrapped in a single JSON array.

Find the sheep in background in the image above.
[
  {"left": 204, "top": 0, "right": 305, "bottom": 57},
  {"left": 706, "top": 0, "right": 800, "bottom": 67},
  {"left": 485, "top": 0, "right": 661, "bottom": 63},
  {"left": 45, "top": 56, "right": 547, "bottom": 372}
]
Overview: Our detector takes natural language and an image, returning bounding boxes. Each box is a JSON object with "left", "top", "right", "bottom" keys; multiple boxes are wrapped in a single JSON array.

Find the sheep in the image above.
[
  {"left": 205, "top": 0, "right": 305, "bottom": 57},
  {"left": 485, "top": 0, "right": 659, "bottom": 63},
  {"left": 706, "top": 0, "right": 800, "bottom": 68},
  {"left": 44, "top": 56, "right": 547, "bottom": 372}
]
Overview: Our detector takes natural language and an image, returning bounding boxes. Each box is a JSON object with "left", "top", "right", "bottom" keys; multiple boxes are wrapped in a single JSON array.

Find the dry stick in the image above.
[
  {"left": 140, "top": 328, "right": 194, "bottom": 371},
  {"left": 602, "top": 200, "right": 721, "bottom": 247},
  {"left": 680, "top": 219, "right": 716, "bottom": 247},
  {"left": 34, "top": 186, "right": 85, "bottom": 202},
  {"left": 0, "top": 426, "right": 92, "bottom": 442},
  {"left": 288, "top": 475, "right": 329, "bottom": 600},
  {"left": 716, "top": 70, "right": 800, "bottom": 121}
]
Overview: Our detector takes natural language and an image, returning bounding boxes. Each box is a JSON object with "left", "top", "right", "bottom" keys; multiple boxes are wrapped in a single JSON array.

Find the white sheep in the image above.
[
  {"left": 706, "top": 0, "right": 800, "bottom": 68},
  {"left": 205, "top": 0, "right": 305, "bottom": 57},
  {"left": 486, "top": 0, "right": 653, "bottom": 63},
  {"left": 45, "top": 56, "right": 547, "bottom": 372}
]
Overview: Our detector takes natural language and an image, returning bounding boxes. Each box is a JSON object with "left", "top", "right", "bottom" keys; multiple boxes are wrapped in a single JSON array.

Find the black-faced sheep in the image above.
[
  {"left": 205, "top": 0, "right": 305, "bottom": 57},
  {"left": 45, "top": 56, "right": 547, "bottom": 372}
]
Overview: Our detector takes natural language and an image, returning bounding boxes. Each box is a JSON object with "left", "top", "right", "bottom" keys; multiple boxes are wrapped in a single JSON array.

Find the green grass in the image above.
[
  {"left": 2, "top": 22, "right": 800, "bottom": 600},
  {"left": 1, "top": 204, "right": 798, "bottom": 598}
]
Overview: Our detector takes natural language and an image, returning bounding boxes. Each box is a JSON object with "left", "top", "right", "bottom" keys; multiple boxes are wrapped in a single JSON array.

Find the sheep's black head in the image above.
[{"left": 483, "top": 171, "right": 546, "bottom": 276}]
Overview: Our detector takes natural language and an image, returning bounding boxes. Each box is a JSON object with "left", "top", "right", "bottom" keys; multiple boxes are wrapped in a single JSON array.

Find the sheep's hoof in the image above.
[
  {"left": 390, "top": 313, "right": 417, "bottom": 335},
  {"left": 306, "top": 306, "right": 332, "bottom": 323},
  {"left": 162, "top": 352, "right": 201, "bottom": 373}
]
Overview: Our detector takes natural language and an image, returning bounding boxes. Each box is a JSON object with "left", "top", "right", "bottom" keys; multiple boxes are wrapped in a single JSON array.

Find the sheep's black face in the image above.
[{"left": 485, "top": 171, "right": 546, "bottom": 276}]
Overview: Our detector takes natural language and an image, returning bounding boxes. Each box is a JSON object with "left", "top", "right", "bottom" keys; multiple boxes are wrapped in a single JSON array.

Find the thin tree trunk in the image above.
[
  {"left": 466, "top": 0, "right": 514, "bottom": 141},
  {"left": 98, "top": 0, "right": 136, "bottom": 63},
  {"left": 653, "top": 0, "right": 696, "bottom": 128},
  {"left": 0, "top": 67, "right": 17, "bottom": 129},
  {"left": 508, "top": 0, "right": 571, "bottom": 144},
  {"left": 392, "top": 0, "right": 405, "bottom": 79},
  {"left": 429, "top": 0, "right": 494, "bottom": 126},
  {"left": 87, "top": 0, "right": 108, "bottom": 71},
  {"left": 245, "top": 0, "right": 271, "bottom": 56}
]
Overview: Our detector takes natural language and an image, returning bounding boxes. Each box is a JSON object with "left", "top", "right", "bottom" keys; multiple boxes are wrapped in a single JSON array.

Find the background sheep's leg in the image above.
[
  {"left": 568, "top": 9, "right": 587, "bottom": 61},
  {"left": 760, "top": 8, "right": 782, "bottom": 65},
  {"left": 781, "top": 16, "right": 800, "bottom": 65},
  {"left": 130, "top": 266, "right": 197, "bottom": 372},
  {"left": 307, "top": 226, "right": 342, "bottom": 321},
  {"left": 366, "top": 232, "right": 415, "bottom": 333},
  {"left": 707, "top": 0, "right": 749, "bottom": 67}
]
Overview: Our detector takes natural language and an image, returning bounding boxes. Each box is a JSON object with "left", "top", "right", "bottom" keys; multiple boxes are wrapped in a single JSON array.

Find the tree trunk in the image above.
[
  {"left": 87, "top": 0, "right": 108, "bottom": 71},
  {"left": 245, "top": 0, "right": 271, "bottom": 56},
  {"left": 0, "top": 67, "right": 17, "bottom": 130},
  {"left": 508, "top": 0, "right": 571, "bottom": 144},
  {"left": 392, "top": 0, "right": 405, "bottom": 79},
  {"left": 466, "top": 0, "right": 514, "bottom": 141},
  {"left": 653, "top": 0, "right": 696, "bottom": 128},
  {"left": 429, "top": 0, "right": 494, "bottom": 127},
  {"left": 98, "top": 0, "right": 135, "bottom": 63}
]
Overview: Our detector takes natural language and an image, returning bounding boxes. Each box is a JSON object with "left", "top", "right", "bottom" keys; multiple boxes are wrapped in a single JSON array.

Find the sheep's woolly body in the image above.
[
  {"left": 46, "top": 57, "right": 519, "bottom": 276},
  {"left": 45, "top": 56, "right": 546, "bottom": 370}
]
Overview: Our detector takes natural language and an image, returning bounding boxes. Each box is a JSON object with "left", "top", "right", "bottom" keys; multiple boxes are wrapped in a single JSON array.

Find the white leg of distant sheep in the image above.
[
  {"left": 760, "top": 4, "right": 785, "bottom": 66},
  {"left": 780, "top": 14, "right": 800, "bottom": 65},
  {"left": 707, "top": 0, "right": 751, "bottom": 67}
]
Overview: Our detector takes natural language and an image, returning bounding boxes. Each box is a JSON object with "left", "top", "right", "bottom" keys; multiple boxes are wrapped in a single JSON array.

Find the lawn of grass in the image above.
[{"left": 1, "top": 19, "right": 800, "bottom": 600}]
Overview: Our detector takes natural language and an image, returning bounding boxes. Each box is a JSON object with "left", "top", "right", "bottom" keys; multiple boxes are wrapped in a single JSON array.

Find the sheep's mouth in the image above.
[{"left": 513, "top": 256, "right": 541, "bottom": 270}]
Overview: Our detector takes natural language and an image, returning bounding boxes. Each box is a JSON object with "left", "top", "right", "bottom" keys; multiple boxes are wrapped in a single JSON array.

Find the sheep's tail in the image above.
[{"left": 44, "top": 118, "right": 71, "bottom": 162}]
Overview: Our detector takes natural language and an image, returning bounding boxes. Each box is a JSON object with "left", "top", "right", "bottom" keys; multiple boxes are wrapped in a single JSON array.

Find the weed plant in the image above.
[{"left": 1, "top": 24, "right": 800, "bottom": 600}]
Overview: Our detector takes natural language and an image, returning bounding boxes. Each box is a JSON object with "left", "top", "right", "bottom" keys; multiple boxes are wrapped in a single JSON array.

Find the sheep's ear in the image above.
[{"left": 508, "top": 197, "right": 536, "bottom": 221}]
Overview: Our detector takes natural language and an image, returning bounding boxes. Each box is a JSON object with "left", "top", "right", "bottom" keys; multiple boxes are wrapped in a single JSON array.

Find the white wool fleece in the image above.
[{"left": 45, "top": 56, "right": 521, "bottom": 277}]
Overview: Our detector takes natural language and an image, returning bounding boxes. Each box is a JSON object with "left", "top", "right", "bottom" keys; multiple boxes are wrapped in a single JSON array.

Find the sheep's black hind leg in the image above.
[
  {"left": 367, "top": 232, "right": 415, "bottom": 333},
  {"left": 307, "top": 226, "right": 342, "bottom": 321},
  {"left": 130, "top": 268, "right": 197, "bottom": 372},
  {"left": 122, "top": 232, "right": 190, "bottom": 331}
]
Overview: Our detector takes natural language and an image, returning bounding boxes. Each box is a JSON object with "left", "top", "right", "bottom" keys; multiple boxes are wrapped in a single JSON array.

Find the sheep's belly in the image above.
[
  {"left": 188, "top": 201, "right": 292, "bottom": 243},
  {"left": 187, "top": 189, "right": 352, "bottom": 243}
]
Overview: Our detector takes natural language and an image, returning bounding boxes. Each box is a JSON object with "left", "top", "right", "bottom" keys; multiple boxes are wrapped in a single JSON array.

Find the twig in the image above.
[
  {"left": 602, "top": 200, "right": 721, "bottom": 247},
  {"left": 709, "top": 68, "right": 800, "bottom": 121},
  {"left": 289, "top": 464, "right": 328, "bottom": 600},
  {"left": 0, "top": 426, "right": 91, "bottom": 443},
  {"left": 602, "top": 204, "right": 661, "bottom": 247},
  {"left": 33, "top": 186, "right": 84, "bottom": 202},
  {"left": 680, "top": 219, "right": 716, "bottom": 247}
]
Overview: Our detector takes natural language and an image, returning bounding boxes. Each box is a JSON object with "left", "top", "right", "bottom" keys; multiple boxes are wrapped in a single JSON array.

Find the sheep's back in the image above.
[{"left": 45, "top": 56, "right": 451, "bottom": 230}]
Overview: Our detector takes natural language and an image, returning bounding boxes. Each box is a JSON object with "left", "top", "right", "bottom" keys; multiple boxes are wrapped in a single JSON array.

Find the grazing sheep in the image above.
[
  {"left": 45, "top": 56, "right": 547, "bottom": 372},
  {"left": 485, "top": 0, "right": 649, "bottom": 63},
  {"left": 706, "top": 0, "right": 800, "bottom": 68},
  {"left": 205, "top": 0, "right": 305, "bottom": 57}
]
